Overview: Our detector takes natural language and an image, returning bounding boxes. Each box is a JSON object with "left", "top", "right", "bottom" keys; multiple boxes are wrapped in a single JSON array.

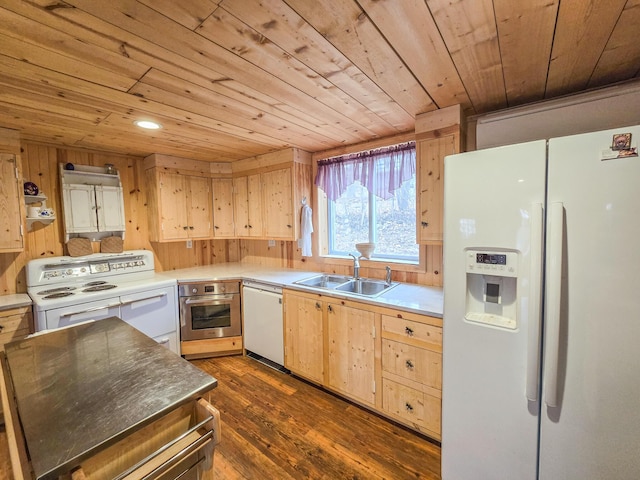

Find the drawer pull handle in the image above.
[
  {"left": 421, "top": 221, "right": 429, "bottom": 227},
  {"left": 405, "top": 326, "right": 414, "bottom": 336},
  {"left": 327, "top": 305, "right": 333, "bottom": 313},
  {"left": 0, "top": 325, "right": 3, "bottom": 332},
  {"left": 405, "top": 402, "right": 414, "bottom": 413},
  {"left": 315, "top": 302, "right": 321, "bottom": 310},
  {"left": 405, "top": 360, "right": 414, "bottom": 370}
]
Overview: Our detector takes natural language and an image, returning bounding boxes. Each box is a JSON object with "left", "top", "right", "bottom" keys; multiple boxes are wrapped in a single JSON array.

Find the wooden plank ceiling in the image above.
[{"left": 1, "top": 0, "right": 639, "bottom": 162}]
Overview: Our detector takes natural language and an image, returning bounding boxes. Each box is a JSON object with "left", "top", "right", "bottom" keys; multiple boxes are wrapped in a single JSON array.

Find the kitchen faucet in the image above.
[{"left": 348, "top": 253, "right": 360, "bottom": 280}]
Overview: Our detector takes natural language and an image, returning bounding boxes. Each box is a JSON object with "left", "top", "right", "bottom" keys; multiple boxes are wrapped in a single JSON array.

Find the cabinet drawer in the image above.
[
  {"left": 382, "top": 315, "right": 442, "bottom": 350},
  {"left": 0, "top": 311, "right": 32, "bottom": 350},
  {"left": 382, "top": 378, "right": 441, "bottom": 436},
  {"left": 382, "top": 339, "right": 442, "bottom": 389}
]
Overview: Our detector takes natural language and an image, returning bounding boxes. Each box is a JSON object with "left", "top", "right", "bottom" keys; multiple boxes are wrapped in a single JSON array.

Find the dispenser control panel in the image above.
[{"left": 465, "top": 250, "right": 518, "bottom": 278}]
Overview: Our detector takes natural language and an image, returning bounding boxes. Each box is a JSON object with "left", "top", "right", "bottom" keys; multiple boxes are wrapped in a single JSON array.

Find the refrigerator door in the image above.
[
  {"left": 442, "top": 140, "right": 546, "bottom": 479},
  {"left": 540, "top": 127, "right": 640, "bottom": 479}
]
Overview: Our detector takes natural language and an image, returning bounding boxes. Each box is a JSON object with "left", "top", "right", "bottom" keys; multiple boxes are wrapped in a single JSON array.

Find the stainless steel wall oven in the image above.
[{"left": 179, "top": 281, "right": 241, "bottom": 341}]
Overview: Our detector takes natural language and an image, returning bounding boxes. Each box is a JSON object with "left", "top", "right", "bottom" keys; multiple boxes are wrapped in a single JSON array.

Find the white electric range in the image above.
[{"left": 26, "top": 250, "right": 180, "bottom": 354}]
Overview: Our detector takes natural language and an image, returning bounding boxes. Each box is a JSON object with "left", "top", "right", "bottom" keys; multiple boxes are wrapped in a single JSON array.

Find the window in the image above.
[{"left": 316, "top": 142, "right": 418, "bottom": 262}]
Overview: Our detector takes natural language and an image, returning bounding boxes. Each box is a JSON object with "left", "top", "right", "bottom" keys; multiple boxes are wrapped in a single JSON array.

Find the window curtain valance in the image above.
[{"left": 314, "top": 141, "right": 416, "bottom": 201}]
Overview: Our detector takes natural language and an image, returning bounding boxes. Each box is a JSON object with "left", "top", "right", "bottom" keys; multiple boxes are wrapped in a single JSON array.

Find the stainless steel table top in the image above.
[{"left": 4, "top": 317, "right": 217, "bottom": 480}]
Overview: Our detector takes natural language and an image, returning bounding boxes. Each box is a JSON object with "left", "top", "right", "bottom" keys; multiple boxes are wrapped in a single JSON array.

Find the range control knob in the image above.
[
  {"left": 192, "top": 288, "right": 198, "bottom": 294},
  {"left": 66, "top": 269, "right": 73, "bottom": 275}
]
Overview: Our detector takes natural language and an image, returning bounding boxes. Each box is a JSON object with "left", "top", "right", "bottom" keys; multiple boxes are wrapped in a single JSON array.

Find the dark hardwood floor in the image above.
[
  {"left": 198, "top": 355, "right": 441, "bottom": 479},
  {"left": 0, "top": 355, "right": 441, "bottom": 479}
]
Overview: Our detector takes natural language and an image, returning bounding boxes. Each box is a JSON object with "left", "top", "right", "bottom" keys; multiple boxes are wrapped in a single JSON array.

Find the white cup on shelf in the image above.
[{"left": 28, "top": 206, "right": 41, "bottom": 218}]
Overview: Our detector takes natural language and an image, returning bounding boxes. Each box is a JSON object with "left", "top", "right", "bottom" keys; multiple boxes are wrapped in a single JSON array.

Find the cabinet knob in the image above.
[
  {"left": 405, "top": 359, "right": 414, "bottom": 370},
  {"left": 183, "top": 226, "right": 188, "bottom": 230},
  {"left": 327, "top": 305, "right": 333, "bottom": 313},
  {"left": 248, "top": 224, "right": 253, "bottom": 228},
  {"left": 214, "top": 225, "right": 219, "bottom": 229},
  {"left": 405, "top": 402, "right": 414, "bottom": 413},
  {"left": 405, "top": 326, "right": 414, "bottom": 336},
  {"left": 287, "top": 224, "right": 292, "bottom": 228},
  {"left": 315, "top": 302, "right": 321, "bottom": 310},
  {"left": 421, "top": 221, "right": 429, "bottom": 227},
  {"left": 189, "top": 226, "right": 194, "bottom": 230},
  {"left": 0, "top": 325, "right": 4, "bottom": 332}
]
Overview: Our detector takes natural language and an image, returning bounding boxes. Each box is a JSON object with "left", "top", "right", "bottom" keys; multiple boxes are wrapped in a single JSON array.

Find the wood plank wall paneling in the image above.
[{"left": 0, "top": 142, "right": 442, "bottom": 294}]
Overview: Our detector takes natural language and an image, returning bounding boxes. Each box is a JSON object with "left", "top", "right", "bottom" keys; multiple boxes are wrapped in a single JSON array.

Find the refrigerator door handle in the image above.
[
  {"left": 544, "top": 201, "right": 564, "bottom": 408},
  {"left": 526, "top": 202, "right": 544, "bottom": 402}
]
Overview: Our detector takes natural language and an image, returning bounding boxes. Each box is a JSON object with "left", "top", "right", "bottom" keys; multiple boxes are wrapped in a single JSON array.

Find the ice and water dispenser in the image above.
[{"left": 464, "top": 249, "right": 518, "bottom": 330}]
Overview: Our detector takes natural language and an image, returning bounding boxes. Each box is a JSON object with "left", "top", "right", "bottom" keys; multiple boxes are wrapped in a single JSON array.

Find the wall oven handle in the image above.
[
  {"left": 120, "top": 292, "right": 167, "bottom": 307},
  {"left": 185, "top": 296, "right": 234, "bottom": 305},
  {"left": 59, "top": 302, "right": 121, "bottom": 318}
]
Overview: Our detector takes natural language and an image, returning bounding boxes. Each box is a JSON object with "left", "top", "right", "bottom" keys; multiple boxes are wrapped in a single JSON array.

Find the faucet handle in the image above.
[
  {"left": 348, "top": 253, "right": 360, "bottom": 266},
  {"left": 385, "top": 265, "right": 392, "bottom": 285}
]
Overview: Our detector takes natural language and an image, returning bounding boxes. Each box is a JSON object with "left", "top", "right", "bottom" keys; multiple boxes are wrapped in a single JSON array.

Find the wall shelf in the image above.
[
  {"left": 24, "top": 194, "right": 47, "bottom": 204},
  {"left": 27, "top": 216, "right": 56, "bottom": 230}
]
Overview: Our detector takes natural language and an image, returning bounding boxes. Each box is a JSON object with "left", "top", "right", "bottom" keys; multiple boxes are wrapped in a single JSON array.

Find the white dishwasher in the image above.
[{"left": 242, "top": 280, "right": 285, "bottom": 368}]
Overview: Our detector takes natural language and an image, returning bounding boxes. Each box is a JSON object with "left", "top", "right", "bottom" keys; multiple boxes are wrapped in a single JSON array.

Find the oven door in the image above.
[
  {"left": 43, "top": 298, "right": 121, "bottom": 330},
  {"left": 180, "top": 294, "right": 241, "bottom": 341}
]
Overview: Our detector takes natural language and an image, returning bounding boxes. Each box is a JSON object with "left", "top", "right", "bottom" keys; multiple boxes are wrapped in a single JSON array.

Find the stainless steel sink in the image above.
[
  {"left": 295, "top": 274, "right": 352, "bottom": 289},
  {"left": 294, "top": 274, "right": 397, "bottom": 297},
  {"left": 334, "top": 278, "right": 397, "bottom": 297}
]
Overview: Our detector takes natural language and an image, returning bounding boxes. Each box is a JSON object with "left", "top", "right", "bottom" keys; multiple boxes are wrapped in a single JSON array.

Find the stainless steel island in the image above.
[{"left": 0, "top": 317, "right": 220, "bottom": 480}]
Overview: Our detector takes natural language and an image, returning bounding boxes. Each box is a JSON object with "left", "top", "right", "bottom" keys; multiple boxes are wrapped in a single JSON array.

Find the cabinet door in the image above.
[
  {"left": 416, "top": 134, "right": 458, "bottom": 244},
  {"left": 95, "top": 185, "right": 126, "bottom": 232},
  {"left": 262, "top": 168, "right": 294, "bottom": 239},
  {"left": 186, "top": 175, "right": 212, "bottom": 239},
  {"left": 327, "top": 303, "right": 376, "bottom": 406},
  {"left": 158, "top": 172, "right": 189, "bottom": 241},
  {"left": 62, "top": 183, "right": 98, "bottom": 233},
  {"left": 246, "top": 173, "right": 263, "bottom": 237},
  {"left": 0, "top": 154, "right": 23, "bottom": 251},
  {"left": 233, "top": 176, "right": 249, "bottom": 237},
  {"left": 211, "top": 178, "right": 235, "bottom": 238},
  {"left": 283, "top": 292, "right": 324, "bottom": 383}
]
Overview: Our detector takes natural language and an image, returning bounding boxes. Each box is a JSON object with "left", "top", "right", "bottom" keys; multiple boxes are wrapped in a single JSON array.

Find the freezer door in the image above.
[
  {"left": 540, "top": 126, "right": 640, "bottom": 479},
  {"left": 442, "top": 140, "right": 546, "bottom": 480}
]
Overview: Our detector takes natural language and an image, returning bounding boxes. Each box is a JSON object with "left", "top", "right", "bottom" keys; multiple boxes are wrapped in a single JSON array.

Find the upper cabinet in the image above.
[
  {"left": 60, "top": 164, "right": 126, "bottom": 242},
  {"left": 144, "top": 149, "right": 312, "bottom": 243},
  {"left": 211, "top": 177, "right": 235, "bottom": 238},
  {"left": 233, "top": 173, "right": 263, "bottom": 238},
  {"left": 415, "top": 105, "right": 463, "bottom": 245},
  {"left": 0, "top": 153, "right": 25, "bottom": 252},
  {"left": 233, "top": 148, "right": 312, "bottom": 241},
  {"left": 146, "top": 169, "right": 213, "bottom": 242}
]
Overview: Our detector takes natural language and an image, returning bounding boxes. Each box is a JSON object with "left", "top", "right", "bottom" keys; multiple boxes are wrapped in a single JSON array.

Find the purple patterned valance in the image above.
[{"left": 315, "top": 142, "right": 416, "bottom": 201}]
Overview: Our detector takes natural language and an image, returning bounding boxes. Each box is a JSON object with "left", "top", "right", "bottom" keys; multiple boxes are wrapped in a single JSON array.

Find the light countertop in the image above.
[
  {"left": 0, "top": 293, "right": 32, "bottom": 311},
  {"left": 162, "top": 263, "right": 443, "bottom": 318}
]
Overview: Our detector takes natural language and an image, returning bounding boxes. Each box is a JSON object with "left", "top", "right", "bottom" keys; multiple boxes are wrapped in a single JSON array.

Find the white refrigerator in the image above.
[{"left": 441, "top": 125, "right": 640, "bottom": 479}]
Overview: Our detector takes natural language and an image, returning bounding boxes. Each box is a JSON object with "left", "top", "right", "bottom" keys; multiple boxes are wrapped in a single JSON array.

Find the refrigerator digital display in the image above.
[{"left": 476, "top": 253, "right": 507, "bottom": 265}]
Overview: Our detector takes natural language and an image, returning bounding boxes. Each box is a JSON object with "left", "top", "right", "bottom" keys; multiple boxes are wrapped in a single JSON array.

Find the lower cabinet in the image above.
[
  {"left": 283, "top": 288, "right": 442, "bottom": 439},
  {"left": 0, "top": 306, "right": 33, "bottom": 352}
]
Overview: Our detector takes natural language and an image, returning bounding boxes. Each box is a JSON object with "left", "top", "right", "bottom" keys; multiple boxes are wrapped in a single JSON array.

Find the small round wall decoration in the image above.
[{"left": 24, "top": 181, "right": 39, "bottom": 196}]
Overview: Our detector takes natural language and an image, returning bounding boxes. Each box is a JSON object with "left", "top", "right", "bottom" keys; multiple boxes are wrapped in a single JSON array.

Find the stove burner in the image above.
[
  {"left": 83, "top": 284, "right": 117, "bottom": 292},
  {"left": 84, "top": 281, "right": 108, "bottom": 287},
  {"left": 44, "top": 292, "right": 75, "bottom": 299},
  {"left": 38, "top": 287, "right": 77, "bottom": 295}
]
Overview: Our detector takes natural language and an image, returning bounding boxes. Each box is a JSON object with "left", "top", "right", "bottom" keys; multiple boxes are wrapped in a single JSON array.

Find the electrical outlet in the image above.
[
  {"left": 268, "top": 239, "right": 276, "bottom": 247},
  {"left": 186, "top": 239, "right": 193, "bottom": 249}
]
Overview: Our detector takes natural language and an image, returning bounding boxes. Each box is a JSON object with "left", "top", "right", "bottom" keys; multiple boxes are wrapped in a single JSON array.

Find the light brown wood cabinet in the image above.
[
  {"left": 381, "top": 313, "right": 443, "bottom": 439},
  {"left": 0, "top": 306, "right": 32, "bottom": 352},
  {"left": 283, "top": 288, "right": 442, "bottom": 439},
  {"left": 0, "top": 153, "right": 24, "bottom": 252},
  {"left": 283, "top": 290, "right": 324, "bottom": 384},
  {"left": 415, "top": 105, "right": 463, "bottom": 245},
  {"left": 261, "top": 167, "right": 295, "bottom": 239},
  {"left": 416, "top": 135, "right": 458, "bottom": 244},
  {"left": 326, "top": 301, "right": 376, "bottom": 407},
  {"left": 211, "top": 177, "right": 235, "bottom": 238},
  {"left": 146, "top": 169, "right": 213, "bottom": 242},
  {"left": 233, "top": 173, "right": 263, "bottom": 238}
]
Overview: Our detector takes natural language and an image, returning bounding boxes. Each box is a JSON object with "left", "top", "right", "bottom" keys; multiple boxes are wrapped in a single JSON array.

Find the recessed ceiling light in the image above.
[{"left": 134, "top": 120, "right": 162, "bottom": 130}]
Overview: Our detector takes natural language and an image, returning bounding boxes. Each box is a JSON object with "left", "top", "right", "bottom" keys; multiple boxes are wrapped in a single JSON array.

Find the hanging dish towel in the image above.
[{"left": 300, "top": 204, "right": 313, "bottom": 257}]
